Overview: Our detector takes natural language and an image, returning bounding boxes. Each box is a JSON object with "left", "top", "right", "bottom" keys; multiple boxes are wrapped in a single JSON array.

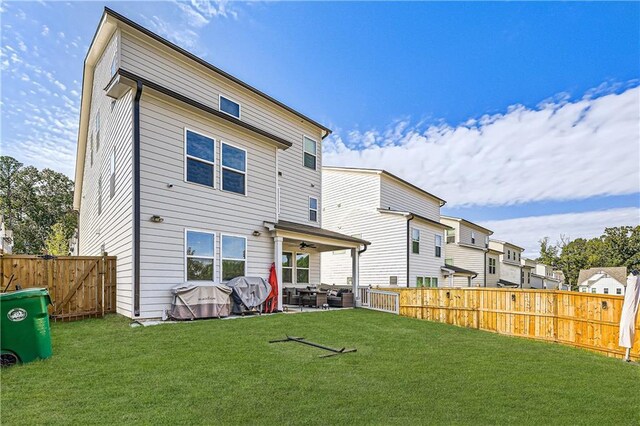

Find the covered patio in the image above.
[
  {"left": 441, "top": 264, "right": 478, "bottom": 287},
  {"left": 263, "top": 220, "right": 370, "bottom": 310}
]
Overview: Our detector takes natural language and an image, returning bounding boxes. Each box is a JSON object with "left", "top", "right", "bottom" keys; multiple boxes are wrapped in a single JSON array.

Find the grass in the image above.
[{"left": 2, "top": 309, "right": 639, "bottom": 425}]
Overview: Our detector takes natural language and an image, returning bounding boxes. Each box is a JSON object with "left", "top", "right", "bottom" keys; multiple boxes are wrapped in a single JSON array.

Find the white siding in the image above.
[
  {"left": 119, "top": 30, "right": 323, "bottom": 227},
  {"left": 486, "top": 253, "right": 500, "bottom": 287},
  {"left": 444, "top": 244, "right": 485, "bottom": 287},
  {"left": 137, "top": 93, "right": 280, "bottom": 318},
  {"left": 379, "top": 174, "right": 441, "bottom": 221},
  {"left": 78, "top": 31, "right": 135, "bottom": 317},
  {"left": 409, "top": 221, "right": 446, "bottom": 287},
  {"left": 321, "top": 170, "right": 407, "bottom": 286}
]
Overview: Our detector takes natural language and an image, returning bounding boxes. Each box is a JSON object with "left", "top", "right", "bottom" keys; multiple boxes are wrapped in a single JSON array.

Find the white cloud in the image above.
[
  {"left": 189, "top": 0, "right": 238, "bottom": 20},
  {"left": 481, "top": 207, "right": 640, "bottom": 258},
  {"left": 324, "top": 85, "right": 640, "bottom": 207},
  {"left": 141, "top": 15, "right": 200, "bottom": 51},
  {"left": 41, "top": 25, "right": 49, "bottom": 36}
]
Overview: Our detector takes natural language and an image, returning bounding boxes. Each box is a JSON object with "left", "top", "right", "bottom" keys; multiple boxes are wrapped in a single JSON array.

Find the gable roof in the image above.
[
  {"left": 323, "top": 166, "right": 446, "bottom": 206},
  {"left": 440, "top": 216, "right": 493, "bottom": 235},
  {"left": 489, "top": 239, "right": 524, "bottom": 252},
  {"left": 377, "top": 209, "right": 453, "bottom": 230},
  {"left": 577, "top": 267, "right": 628, "bottom": 286}
]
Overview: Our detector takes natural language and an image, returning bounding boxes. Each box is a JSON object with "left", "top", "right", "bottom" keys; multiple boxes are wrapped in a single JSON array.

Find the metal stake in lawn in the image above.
[{"left": 269, "top": 336, "right": 357, "bottom": 358}]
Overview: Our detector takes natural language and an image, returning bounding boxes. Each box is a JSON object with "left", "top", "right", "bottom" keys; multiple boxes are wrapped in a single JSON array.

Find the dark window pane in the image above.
[
  {"left": 297, "top": 269, "right": 309, "bottom": 284},
  {"left": 282, "top": 268, "right": 292, "bottom": 283},
  {"left": 222, "top": 260, "right": 245, "bottom": 281},
  {"left": 187, "top": 231, "right": 214, "bottom": 257},
  {"left": 296, "top": 253, "right": 309, "bottom": 268},
  {"left": 309, "top": 209, "right": 317, "bottom": 222},
  {"left": 222, "top": 169, "right": 245, "bottom": 194},
  {"left": 435, "top": 246, "right": 441, "bottom": 258},
  {"left": 222, "top": 144, "right": 246, "bottom": 171},
  {"left": 187, "top": 258, "right": 213, "bottom": 281},
  {"left": 222, "top": 235, "right": 245, "bottom": 259},
  {"left": 187, "top": 158, "right": 213, "bottom": 186},
  {"left": 186, "top": 131, "right": 214, "bottom": 162},
  {"left": 220, "top": 96, "right": 240, "bottom": 118},
  {"left": 412, "top": 241, "right": 419, "bottom": 254},
  {"left": 303, "top": 152, "right": 316, "bottom": 169},
  {"left": 309, "top": 197, "right": 318, "bottom": 210}
]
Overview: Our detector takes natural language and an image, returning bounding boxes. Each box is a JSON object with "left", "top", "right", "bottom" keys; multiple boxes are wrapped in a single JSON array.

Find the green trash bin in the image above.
[{"left": 1, "top": 288, "right": 53, "bottom": 366}]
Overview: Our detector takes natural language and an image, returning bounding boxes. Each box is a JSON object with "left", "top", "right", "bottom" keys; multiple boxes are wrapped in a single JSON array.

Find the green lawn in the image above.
[{"left": 2, "top": 310, "right": 639, "bottom": 425}]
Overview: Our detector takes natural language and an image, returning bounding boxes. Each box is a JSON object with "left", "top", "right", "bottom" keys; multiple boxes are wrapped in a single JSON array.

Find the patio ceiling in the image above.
[{"left": 264, "top": 220, "right": 370, "bottom": 252}]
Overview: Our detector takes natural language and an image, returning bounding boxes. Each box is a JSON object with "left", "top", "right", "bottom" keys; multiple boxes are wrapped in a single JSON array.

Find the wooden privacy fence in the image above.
[
  {"left": 386, "top": 288, "right": 640, "bottom": 361},
  {"left": 0, "top": 255, "right": 117, "bottom": 321}
]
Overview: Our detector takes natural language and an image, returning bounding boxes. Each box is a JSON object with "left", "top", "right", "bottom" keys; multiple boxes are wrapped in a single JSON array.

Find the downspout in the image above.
[
  {"left": 133, "top": 80, "right": 143, "bottom": 317},
  {"left": 358, "top": 245, "right": 368, "bottom": 255},
  {"left": 484, "top": 249, "right": 487, "bottom": 287},
  {"left": 406, "top": 214, "right": 414, "bottom": 287}
]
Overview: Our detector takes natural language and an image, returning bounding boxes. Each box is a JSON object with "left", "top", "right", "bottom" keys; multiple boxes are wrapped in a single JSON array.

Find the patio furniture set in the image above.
[{"left": 283, "top": 285, "right": 354, "bottom": 308}]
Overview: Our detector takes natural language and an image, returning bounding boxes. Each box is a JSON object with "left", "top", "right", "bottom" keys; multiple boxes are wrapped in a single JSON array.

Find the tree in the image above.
[
  {"left": 44, "top": 223, "right": 69, "bottom": 255},
  {"left": 0, "top": 156, "right": 77, "bottom": 254},
  {"left": 537, "top": 237, "right": 560, "bottom": 268}
]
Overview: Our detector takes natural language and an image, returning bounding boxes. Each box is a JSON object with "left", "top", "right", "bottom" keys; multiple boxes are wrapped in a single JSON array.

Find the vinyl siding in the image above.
[
  {"left": 444, "top": 244, "right": 485, "bottom": 287},
  {"left": 379, "top": 174, "right": 441, "bottom": 221},
  {"left": 137, "top": 93, "right": 279, "bottom": 318},
  {"left": 409, "top": 221, "right": 446, "bottom": 287},
  {"left": 77, "top": 30, "right": 135, "bottom": 317},
  {"left": 119, "top": 29, "right": 322, "bottom": 227},
  {"left": 486, "top": 254, "right": 500, "bottom": 287},
  {"left": 321, "top": 170, "right": 407, "bottom": 286}
]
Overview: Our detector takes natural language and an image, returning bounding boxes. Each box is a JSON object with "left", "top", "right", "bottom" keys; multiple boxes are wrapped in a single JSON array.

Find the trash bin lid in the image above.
[{"left": 0, "top": 288, "right": 50, "bottom": 301}]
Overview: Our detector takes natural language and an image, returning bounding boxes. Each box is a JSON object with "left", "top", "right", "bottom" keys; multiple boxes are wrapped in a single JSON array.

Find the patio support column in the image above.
[
  {"left": 274, "top": 236, "right": 283, "bottom": 311},
  {"left": 351, "top": 248, "right": 360, "bottom": 306}
]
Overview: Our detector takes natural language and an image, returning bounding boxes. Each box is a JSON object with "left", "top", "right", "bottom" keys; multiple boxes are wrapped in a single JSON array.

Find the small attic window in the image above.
[{"left": 219, "top": 95, "right": 240, "bottom": 119}]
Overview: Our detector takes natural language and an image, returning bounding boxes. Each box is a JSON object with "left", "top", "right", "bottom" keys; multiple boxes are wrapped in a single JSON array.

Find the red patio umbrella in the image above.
[{"left": 264, "top": 263, "right": 279, "bottom": 313}]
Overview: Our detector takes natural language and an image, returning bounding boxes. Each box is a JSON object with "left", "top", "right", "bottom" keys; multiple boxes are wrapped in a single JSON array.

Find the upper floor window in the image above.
[
  {"left": 109, "top": 149, "right": 116, "bottom": 199},
  {"left": 411, "top": 228, "right": 420, "bottom": 254},
  {"left": 309, "top": 197, "right": 318, "bottom": 222},
  {"left": 518, "top": 253, "right": 521, "bottom": 261},
  {"left": 111, "top": 56, "right": 118, "bottom": 76},
  {"left": 485, "top": 236, "right": 489, "bottom": 248},
  {"left": 222, "top": 143, "right": 247, "bottom": 195},
  {"left": 303, "top": 136, "right": 317, "bottom": 170},
  {"left": 185, "top": 129, "right": 215, "bottom": 187},
  {"left": 186, "top": 230, "right": 215, "bottom": 281},
  {"left": 489, "top": 258, "right": 496, "bottom": 274},
  {"left": 221, "top": 234, "right": 246, "bottom": 281},
  {"left": 434, "top": 234, "right": 442, "bottom": 258},
  {"left": 507, "top": 250, "right": 511, "bottom": 260},
  {"left": 97, "top": 175, "right": 102, "bottom": 216},
  {"left": 219, "top": 95, "right": 241, "bottom": 119},
  {"left": 446, "top": 229, "right": 455, "bottom": 244},
  {"left": 471, "top": 231, "right": 476, "bottom": 244}
]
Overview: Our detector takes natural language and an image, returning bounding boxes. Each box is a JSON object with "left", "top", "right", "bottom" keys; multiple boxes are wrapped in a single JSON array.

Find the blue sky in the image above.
[{"left": 1, "top": 1, "right": 639, "bottom": 256}]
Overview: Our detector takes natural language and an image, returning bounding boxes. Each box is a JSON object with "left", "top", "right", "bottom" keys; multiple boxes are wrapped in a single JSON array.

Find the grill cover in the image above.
[
  {"left": 226, "top": 277, "right": 272, "bottom": 314},
  {"left": 170, "top": 284, "right": 233, "bottom": 320}
]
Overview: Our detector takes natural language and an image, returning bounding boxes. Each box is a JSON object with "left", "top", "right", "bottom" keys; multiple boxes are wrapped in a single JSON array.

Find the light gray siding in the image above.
[
  {"left": 78, "top": 30, "right": 135, "bottom": 317},
  {"left": 379, "top": 174, "right": 441, "bottom": 221},
  {"left": 409, "top": 220, "right": 446, "bottom": 287},
  {"left": 119, "top": 30, "right": 323, "bottom": 227},
  {"left": 321, "top": 170, "right": 407, "bottom": 286},
  {"left": 486, "top": 253, "right": 501, "bottom": 287},
  {"left": 137, "top": 93, "right": 280, "bottom": 318},
  {"left": 444, "top": 244, "right": 485, "bottom": 287}
]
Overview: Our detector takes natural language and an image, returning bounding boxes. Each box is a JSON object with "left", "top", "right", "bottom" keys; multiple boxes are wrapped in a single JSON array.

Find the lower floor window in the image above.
[
  {"left": 221, "top": 235, "right": 246, "bottom": 281},
  {"left": 186, "top": 230, "right": 215, "bottom": 281},
  {"left": 296, "top": 253, "right": 310, "bottom": 284},
  {"left": 417, "top": 276, "right": 438, "bottom": 288},
  {"left": 282, "top": 252, "right": 293, "bottom": 283}
]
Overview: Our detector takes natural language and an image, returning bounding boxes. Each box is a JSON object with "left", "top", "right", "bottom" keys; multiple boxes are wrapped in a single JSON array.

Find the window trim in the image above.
[
  {"left": 221, "top": 141, "right": 248, "bottom": 196},
  {"left": 302, "top": 135, "right": 318, "bottom": 170},
  {"left": 220, "top": 233, "right": 247, "bottom": 282},
  {"left": 309, "top": 196, "right": 318, "bottom": 223},
  {"left": 184, "top": 127, "right": 216, "bottom": 189},
  {"left": 295, "top": 252, "right": 310, "bottom": 284},
  {"left": 411, "top": 228, "right": 420, "bottom": 254},
  {"left": 218, "top": 94, "right": 242, "bottom": 120},
  {"left": 489, "top": 258, "right": 496, "bottom": 274},
  {"left": 471, "top": 231, "right": 475, "bottom": 245},
  {"left": 282, "top": 251, "right": 293, "bottom": 284},
  {"left": 435, "top": 233, "right": 442, "bottom": 258},
  {"left": 184, "top": 228, "right": 216, "bottom": 283}
]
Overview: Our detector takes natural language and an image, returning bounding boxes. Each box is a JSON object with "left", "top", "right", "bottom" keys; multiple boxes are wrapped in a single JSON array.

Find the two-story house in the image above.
[
  {"left": 439, "top": 216, "right": 493, "bottom": 287},
  {"left": 520, "top": 258, "right": 535, "bottom": 288},
  {"left": 488, "top": 240, "right": 524, "bottom": 288},
  {"left": 528, "top": 261, "right": 561, "bottom": 289},
  {"left": 73, "top": 8, "right": 368, "bottom": 319},
  {"left": 320, "top": 167, "right": 454, "bottom": 288},
  {"left": 577, "top": 267, "right": 627, "bottom": 295}
]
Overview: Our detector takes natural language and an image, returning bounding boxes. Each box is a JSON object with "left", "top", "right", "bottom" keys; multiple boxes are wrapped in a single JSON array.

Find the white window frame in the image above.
[
  {"left": 282, "top": 251, "right": 293, "bottom": 284},
  {"left": 184, "top": 229, "right": 216, "bottom": 283},
  {"left": 411, "top": 228, "right": 420, "bottom": 254},
  {"left": 221, "top": 141, "right": 248, "bottom": 196},
  {"left": 603, "top": 288, "right": 609, "bottom": 294},
  {"left": 435, "top": 234, "right": 442, "bottom": 258},
  {"left": 218, "top": 94, "right": 242, "bottom": 120},
  {"left": 295, "top": 252, "right": 310, "bottom": 284},
  {"left": 471, "top": 231, "right": 475, "bottom": 245},
  {"left": 220, "top": 233, "right": 247, "bottom": 282},
  {"left": 616, "top": 288, "right": 622, "bottom": 295},
  {"left": 489, "top": 258, "right": 496, "bottom": 274},
  {"left": 302, "top": 135, "right": 318, "bottom": 170},
  {"left": 309, "top": 196, "right": 318, "bottom": 222},
  {"left": 446, "top": 229, "right": 455, "bottom": 244},
  {"left": 109, "top": 149, "right": 116, "bottom": 199},
  {"left": 184, "top": 127, "right": 216, "bottom": 189}
]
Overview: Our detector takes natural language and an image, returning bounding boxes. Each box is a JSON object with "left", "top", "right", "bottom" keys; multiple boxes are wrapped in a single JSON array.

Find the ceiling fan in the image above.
[{"left": 299, "top": 241, "right": 317, "bottom": 250}]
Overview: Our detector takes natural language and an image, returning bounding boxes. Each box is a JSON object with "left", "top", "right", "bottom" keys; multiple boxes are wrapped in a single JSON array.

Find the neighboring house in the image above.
[
  {"left": 320, "top": 167, "right": 452, "bottom": 288},
  {"left": 440, "top": 216, "right": 493, "bottom": 287},
  {"left": 520, "top": 258, "right": 535, "bottom": 288},
  {"left": 577, "top": 267, "right": 627, "bottom": 295},
  {"left": 485, "top": 247, "right": 502, "bottom": 287},
  {"left": 73, "top": 8, "right": 369, "bottom": 319},
  {"left": 533, "top": 262, "right": 561, "bottom": 290},
  {"left": 0, "top": 221, "right": 13, "bottom": 255},
  {"left": 488, "top": 240, "right": 524, "bottom": 288}
]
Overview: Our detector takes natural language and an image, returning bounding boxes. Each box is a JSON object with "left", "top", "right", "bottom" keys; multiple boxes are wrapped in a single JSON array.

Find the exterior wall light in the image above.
[{"left": 150, "top": 215, "right": 164, "bottom": 223}]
